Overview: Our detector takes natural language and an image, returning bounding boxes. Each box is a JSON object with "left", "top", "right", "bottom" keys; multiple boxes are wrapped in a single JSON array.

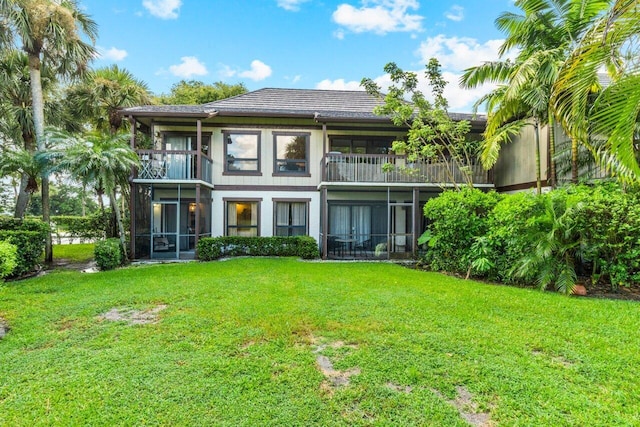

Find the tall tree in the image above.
[
  {"left": 553, "top": 0, "right": 640, "bottom": 182},
  {"left": 0, "top": 50, "right": 67, "bottom": 218},
  {"left": 461, "top": 0, "right": 612, "bottom": 187},
  {"left": 0, "top": 0, "right": 97, "bottom": 262},
  {"left": 53, "top": 132, "right": 139, "bottom": 258},
  {"left": 363, "top": 60, "right": 479, "bottom": 189},
  {"left": 66, "top": 65, "right": 152, "bottom": 134},
  {"left": 156, "top": 80, "right": 247, "bottom": 105}
]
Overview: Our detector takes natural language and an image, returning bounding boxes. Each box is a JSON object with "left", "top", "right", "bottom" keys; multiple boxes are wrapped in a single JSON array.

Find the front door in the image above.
[{"left": 151, "top": 202, "right": 178, "bottom": 259}]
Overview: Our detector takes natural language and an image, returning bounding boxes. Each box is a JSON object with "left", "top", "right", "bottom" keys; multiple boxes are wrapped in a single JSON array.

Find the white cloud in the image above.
[
  {"left": 334, "top": 29, "right": 346, "bottom": 40},
  {"left": 169, "top": 56, "right": 208, "bottom": 78},
  {"left": 97, "top": 46, "right": 128, "bottom": 61},
  {"left": 445, "top": 5, "right": 464, "bottom": 22},
  {"left": 316, "top": 71, "right": 494, "bottom": 113},
  {"left": 239, "top": 60, "right": 272, "bottom": 81},
  {"left": 332, "top": 0, "right": 423, "bottom": 35},
  {"left": 416, "top": 34, "right": 513, "bottom": 72},
  {"left": 315, "top": 79, "right": 364, "bottom": 91},
  {"left": 218, "top": 64, "right": 237, "bottom": 78},
  {"left": 142, "top": 0, "right": 182, "bottom": 19},
  {"left": 277, "top": 0, "right": 309, "bottom": 11}
]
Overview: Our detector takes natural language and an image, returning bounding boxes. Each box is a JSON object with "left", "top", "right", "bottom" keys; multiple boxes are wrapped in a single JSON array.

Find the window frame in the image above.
[
  {"left": 224, "top": 198, "right": 262, "bottom": 237},
  {"left": 273, "top": 198, "right": 310, "bottom": 237},
  {"left": 272, "top": 132, "right": 311, "bottom": 176},
  {"left": 223, "top": 130, "right": 262, "bottom": 175}
]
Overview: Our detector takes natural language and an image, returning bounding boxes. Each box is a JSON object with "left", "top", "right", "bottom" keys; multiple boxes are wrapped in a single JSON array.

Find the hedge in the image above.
[
  {"left": 43, "top": 212, "right": 112, "bottom": 243},
  {"left": 421, "top": 183, "right": 640, "bottom": 292},
  {"left": 197, "top": 236, "right": 319, "bottom": 260},
  {"left": 0, "top": 218, "right": 48, "bottom": 277}
]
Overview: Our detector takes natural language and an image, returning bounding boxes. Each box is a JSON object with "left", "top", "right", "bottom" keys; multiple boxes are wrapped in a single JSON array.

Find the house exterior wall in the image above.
[
  {"left": 212, "top": 190, "right": 320, "bottom": 241},
  {"left": 493, "top": 122, "right": 550, "bottom": 190}
]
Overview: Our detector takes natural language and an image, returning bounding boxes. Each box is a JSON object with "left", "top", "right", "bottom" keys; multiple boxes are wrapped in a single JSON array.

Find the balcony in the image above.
[
  {"left": 136, "top": 150, "right": 212, "bottom": 184},
  {"left": 322, "top": 153, "right": 491, "bottom": 185}
]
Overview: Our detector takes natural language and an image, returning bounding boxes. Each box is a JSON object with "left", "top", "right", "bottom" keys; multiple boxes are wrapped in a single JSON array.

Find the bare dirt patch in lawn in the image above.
[
  {"left": 432, "top": 386, "right": 492, "bottom": 427},
  {"left": 98, "top": 304, "right": 167, "bottom": 325},
  {"left": 312, "top": 336, "right": 360, "bottom": 394},
  {"left": 0, "top": 317, "right": 9, "bottom": 339},
  {"left": 386, "top": 382, "right": 413, "bottom": 393}
]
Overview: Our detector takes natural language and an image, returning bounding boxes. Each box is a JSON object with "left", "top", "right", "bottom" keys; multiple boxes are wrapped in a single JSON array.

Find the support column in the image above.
[
  {"left": 129, "top": 116, "right": 136, "bottom": 259},
  {"left": 412, "top": 187, "right": 419, "bottom": 257},
  {"left": 321, "top": 187, "right": 328, "bottom": 259},
  {"left": 196, "top": 119, "right": 202, "bottom": 180},
  {"left": 195, "top": 183, "right": 201, "bottom": 258}
]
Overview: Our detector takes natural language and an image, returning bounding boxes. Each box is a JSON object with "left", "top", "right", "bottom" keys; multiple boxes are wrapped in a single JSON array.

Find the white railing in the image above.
[
  {"left": 137, "top": 150, "right": 213, "bottom": 184},
  {"left": 323, "top": 153, "right": 490, "bottom": 184}
]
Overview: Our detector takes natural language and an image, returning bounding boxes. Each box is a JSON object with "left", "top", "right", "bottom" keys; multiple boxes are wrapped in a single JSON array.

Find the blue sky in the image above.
[{"left": 84, "top": 0, "right": 518, "bottom": 112}]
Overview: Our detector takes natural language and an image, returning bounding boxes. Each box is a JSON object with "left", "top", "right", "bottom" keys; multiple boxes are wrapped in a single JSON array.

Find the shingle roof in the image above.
[
  {"left": 203, "top": 88, "right": 385, "bottom": 120},
  {"left": 123, "top": 87, "right": 486, "bottom": 123}
]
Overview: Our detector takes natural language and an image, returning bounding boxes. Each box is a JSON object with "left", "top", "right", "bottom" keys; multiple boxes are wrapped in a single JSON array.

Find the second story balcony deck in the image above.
[
  {"left": 322, "top": 153, "right": 492, "bottom": 186},
  {"left": 135, "top": 150, "right": 213, "bottom": 184}
]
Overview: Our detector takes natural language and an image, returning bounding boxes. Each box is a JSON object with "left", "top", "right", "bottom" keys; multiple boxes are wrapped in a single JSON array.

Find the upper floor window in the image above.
[
  {"left": 273, "top": 132, "right": 310, "bottom": 175},
  {"left": 224, "top": 131, "right": 261, "bottom": 174},
  {"left": 329, "top": 137, "right": 393, "bottom": 155}
]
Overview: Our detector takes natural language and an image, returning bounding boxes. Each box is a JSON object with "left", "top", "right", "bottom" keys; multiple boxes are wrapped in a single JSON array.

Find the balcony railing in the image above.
[
  {"left": 323, "top": 153, "right": 491, "bottom": 185},
  {"left": 136, "top": 150, "right": 213, "bottom": 184}
]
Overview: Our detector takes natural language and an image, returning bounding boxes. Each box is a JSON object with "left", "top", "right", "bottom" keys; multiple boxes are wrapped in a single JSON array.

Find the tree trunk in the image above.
[
  {"left": 548, "top": 110, "right": 557, "bottom": 188},
  {"left": 28, "top": 52, "right": 52, "bottom": 263},
  {"left": 571, "top": 137, "right": 579, "bottom": 184},
  {"left": 14, "top": 134, "right": 36, "bottom": 219},
  {"left": 110, "top": 189, "right": 128, "bottom": 260},
  {"left": 14, "top": 174, "right": 30, "bottom": 219},
  {"left": 535, "top": 121, "right": 542, "bottom": 195}
]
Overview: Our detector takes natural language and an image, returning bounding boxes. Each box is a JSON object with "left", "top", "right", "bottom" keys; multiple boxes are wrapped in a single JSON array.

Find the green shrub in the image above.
[
  {"left": 0, "top": 217, "right": 48, "bottom": 277},
  {"left": 422, "top": 188, "right": 501, "bottom": 274},
  {"left": 94, "top": 238, "right": 124, "bottom": 271},
  {"left": 197, "top": 236, "right": 319, "bottom": 261},
  {"left": 0, "top": 240, "right": 18, "bottom": 280},
  {"left": 481, "top": 191, "right": 546, "bottom": 283},
  {"left": 572, "top": 184, "right": 640, "bottom": 288}
]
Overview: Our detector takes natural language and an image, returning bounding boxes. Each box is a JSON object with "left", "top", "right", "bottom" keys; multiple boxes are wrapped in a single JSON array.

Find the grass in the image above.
[
  {"left": 1, "top": 258, "right": 639, "bottom": 426},
  {"left": 52, "top": 243, "right": 95, "bottom": 263}
]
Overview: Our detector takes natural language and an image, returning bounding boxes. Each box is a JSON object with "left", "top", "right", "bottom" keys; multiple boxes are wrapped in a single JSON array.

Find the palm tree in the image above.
[
  {"left": 0, "top": 50, "right": 72, "bottom": 218},
  {"left": 461, "top": 0, "right": 612, "bottom": 187},
  {"left": 553, "top": 0, "right": 640, "bottom": 182},
  {"left": 54, "top": 132, "right": 140, "bottom": 258},
  {"left": 0, "top": 0, "right": 97, "bottom": 262},
  {"left": 66, "top": 65, "right": 152, "bottom": 134}
]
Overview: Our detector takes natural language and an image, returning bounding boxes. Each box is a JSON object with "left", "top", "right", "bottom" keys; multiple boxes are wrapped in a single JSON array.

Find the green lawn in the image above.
[
  {"left": 1, "top": 258, "right": 638, "bottom": 426},
  {"left": 52, "top": 243, "right": 95, "bottom": 264}
]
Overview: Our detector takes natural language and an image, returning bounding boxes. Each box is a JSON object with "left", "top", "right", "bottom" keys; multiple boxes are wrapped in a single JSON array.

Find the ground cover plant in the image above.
[{"left": 0, "top": 258, "right": 638, "bottom": 425}]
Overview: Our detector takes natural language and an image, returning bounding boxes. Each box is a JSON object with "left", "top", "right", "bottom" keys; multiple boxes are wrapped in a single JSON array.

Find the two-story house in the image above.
[{"left": 123, "top": 88, "right": 492, "bottom": 260}]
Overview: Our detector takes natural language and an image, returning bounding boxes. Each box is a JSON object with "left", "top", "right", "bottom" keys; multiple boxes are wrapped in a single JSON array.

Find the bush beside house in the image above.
[
  {"left": 421, "top": 184, "right": 640, "bottom": 293},
  {"left": 94, "top": 238, "right": 124, "bottom": 271},
  {"left": 197, "top": 236, "right": 319, "bottom": 261},
  {"left": 0, "top": 218, "right": 48, "bottom": 277}
]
